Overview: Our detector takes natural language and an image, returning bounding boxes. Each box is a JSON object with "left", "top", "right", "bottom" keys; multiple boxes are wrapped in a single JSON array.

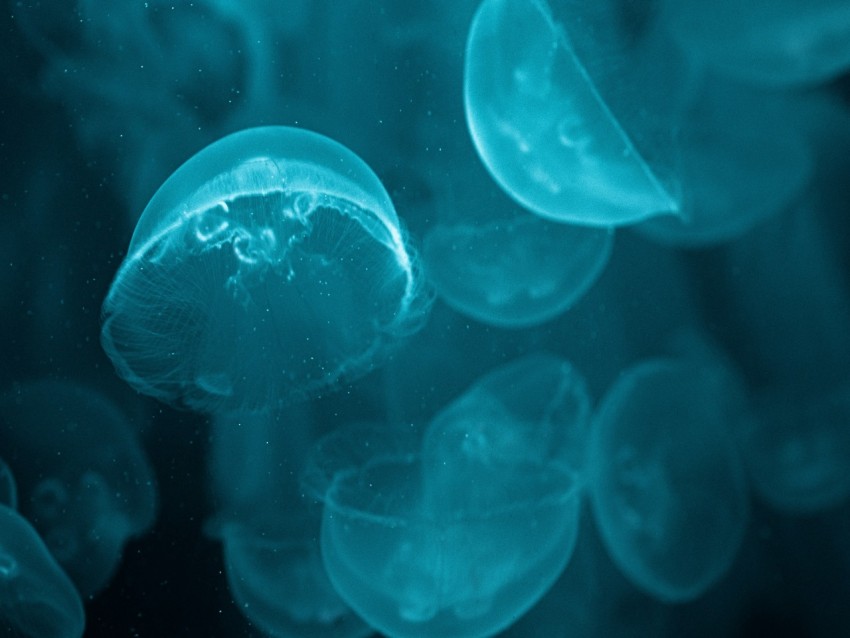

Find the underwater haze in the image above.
[{"left": 2, "top": 1, "right": 850, "bottom": 637}]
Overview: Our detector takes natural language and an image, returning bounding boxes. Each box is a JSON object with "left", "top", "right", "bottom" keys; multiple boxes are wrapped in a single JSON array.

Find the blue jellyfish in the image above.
[
  {"left": 0, "top": 504, "right": 85, "bottom": 638},
  {"left": 0, "top": 381, "right": 158, "bottom": 598},
  {"left": 637, "top": 79, "right": 813, "bottom": 247},
  {"left": 464, "top": 0, "right": 690, "bottom": 226},
  {"left": 304, "top": 354, "right": 588, "bottom": 638},
  {"left": 101, "top": 126, "right": 430, "bottom": 413},
  {"left": 740, "top": 385, "right": 850, "bottom": 515},
  {"left": 661, "top": 0, "right": 850, "bottom": 88},
  {"left": 588, "top": 358, "right": 750, "bottom": 603},
  {"left": 423, "top": 214, "right": 613, "bottom": 328},
  {"left": 207, "top": 408, "right": 370, "bottom": 638},
  {"left": 0, "top": 456, "right": 17, "bottom": 510}
]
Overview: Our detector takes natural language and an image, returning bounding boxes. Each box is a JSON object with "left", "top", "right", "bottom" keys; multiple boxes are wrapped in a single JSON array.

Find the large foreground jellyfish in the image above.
[
  {"left": 304, "top": 354, "right": 588, "bottom": 638},
  {"left": 740, "top": 384, "right": 850, "bottom": 515},
  {"left": 0, "top": 381, "right": 158, "bottom": 598},
  {"left": 207, "top": 409, "right": 370, "bottom": 638},
  {"left": 588, "top": 358, "right": 750, "bottom": 603},
  {"left": 0, "top": 504, "right": 85, "bottom": 638},
  {"left": 101, "top": 126, "right": 430, "bottom": 413},
  {"left": 423, "top": 214, "right": 613, "bottom": 328},
  {"left": 464, "top": 0, "right": 688, "bottom": 226},
  {"left": 661, "top": 0, "right": 850, "bottom": 88}
]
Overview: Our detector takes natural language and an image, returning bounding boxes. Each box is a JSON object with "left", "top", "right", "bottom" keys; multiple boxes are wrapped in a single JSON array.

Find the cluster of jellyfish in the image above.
[{"left": 5, "top": 0, "right": 850, "bottom": 635}]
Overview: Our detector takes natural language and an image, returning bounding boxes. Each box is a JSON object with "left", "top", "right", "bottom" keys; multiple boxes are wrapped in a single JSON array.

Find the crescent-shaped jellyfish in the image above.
[
  {"left": 101, "top": 126, "right": 430, "bottom": 413},
  {"left": 423, "top": 214, "right": 613, "bottom": 328},
  {"left": 0, "top": 456, "right": 17, "bottom": 510},
  {"left": 588, "top": 358, "right": 750, "bottom": 603},
  {"left": 304, "top": 354, "right": 588, "bottom": 638},
  {"left": 464, "top": 0, "right": 687, "bottom": 226},
  {"left": 0, "top": 380, "right": 158, "bottom": 598},
  {"left": 0, "top": 504, "right": 85, "bottom": 638}
]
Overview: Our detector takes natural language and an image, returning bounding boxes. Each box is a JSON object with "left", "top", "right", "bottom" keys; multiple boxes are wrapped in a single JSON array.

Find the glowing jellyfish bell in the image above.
[
  {"left": 464, "top": 0, "right": 686, "bottom": 226},
  {"left": 0, "top": 504, "right": 85, "bottom": 638},
  {"left": 303, "top": 354, "right": 588, "bottom": 638},
  {"left": 101, "top": 126, "right": 429, "bottom": 413},
  {"left": 589, "top": 358, "right": 750, "bottom": 603}
]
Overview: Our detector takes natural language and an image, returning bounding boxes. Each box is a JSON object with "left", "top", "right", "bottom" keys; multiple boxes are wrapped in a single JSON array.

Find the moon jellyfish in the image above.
[
  {"left": 0, "top": 381, "right": 158, "bottom": 598},
  {"left": 589, "top": 358, "right": 750, "bottom": 603},
  {"left": 304, "top": 354, "right": 588, "bottom": 638},
  {"left": 207, "top": 409, "right": 370, "bottom": 638},
  {"left": 464, "top": 0, "right": 687, "bottom": 226},
  {"left": 740, "top": 385, "right": 850, "bottom": 515},
  {"left": 661, "top": 0, "right": 850, "bottom": 88},
  {"left": 637, "top": 80, "right": 813, "bottom": 247},
  {"left": 423, "top": 214, "right": 613, "bottom": 328},
  {"left": 0, "top": 456, "right": 17, "bottom": 510},
  {"left": 0, "top": 504, "right": 85, "bottom": 638},
  {"left": 101, "top": 126, "right": 430, "bottom": 413}
]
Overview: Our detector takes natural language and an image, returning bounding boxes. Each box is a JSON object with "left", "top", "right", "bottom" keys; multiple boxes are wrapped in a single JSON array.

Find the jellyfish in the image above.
[
  {"left": 636, "top": 79, "right": 813, "bottom": 247},
  {"left": 423, "top": 214, "right": 613, "bottom": 328},
  {"left": 0, "top": 504, "right": 85, "bottom": 638},
  {"left": 0, "top": 380, "right": 158, "bottom": 598},
  {"left": 740, "top": 384, "right": 850, "bottom": 515},
  {"left": 304, "top": 354, "right": 588, "bottom": 638},
  {"left": 101, "top": 126, "right": 430, "bottom": 413},
  {"left": 661, "top": 0, "right": 850, "bottom": 88},
  {"left": 588, "top": 358, "right": 750, "bottom": 603},
  {"left": 464, "top": 0, "right": 690, "bottom": 226},
  {"left": 207, "top": 408, "right": 370, "bottom": 638},
  {"left": 0, "top": 456, "right": 17, "bottom": 510}
]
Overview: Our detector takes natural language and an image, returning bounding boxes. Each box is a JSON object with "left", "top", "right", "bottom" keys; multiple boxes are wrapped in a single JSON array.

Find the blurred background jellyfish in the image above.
[
  {"left": 740, "top": 384, "right": 850, "bottom": 515},
  {"left": 636, "top": 78, "right": 814, "bottom": 247},
  {"left": 0, "top": 380, "right": 158, "bottom": 598},
  {"left": 463, "top": 0, "right": 691, "bottom": 226},
  {"left": 423, "top": 214, "right": 613, "bottom": 328},
  {"left": 304, "top": 354, "right": 588, "bottom": 638},
  {"left": 207, "top": 407, "right": 370, "bottom": 638},
  {"left": 0, "top": 504, "right": 86, "bottom": 638},
  {"left": 588, "top": 357, "right": 750, "bottom": 603},
  {"left": 101, "top": 126, "right": 431, "bottom": 414},
  {"left": 660, "top": 0, "right": 850, "bottom": 88}
]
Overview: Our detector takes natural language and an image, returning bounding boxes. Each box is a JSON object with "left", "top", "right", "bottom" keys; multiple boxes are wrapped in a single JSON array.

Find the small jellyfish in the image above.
[
  {"left": 661, "top": 0, "right": 850, "bottom": 88},
  {"left": 304, "top": 355, "right": 587, "bottom": 638},
  {"left": 0, "top": 504, "right": 85, "bottom": 638},
  {"left": 0, "top": 381, "right": 158, "bottom": 598},
  {"left": 740, "top": 385, "right": 850, "bottom": 515},
  {"left": 423, "top": 214, "right": 613, "bottom": 328},
  {"left": 207, "top": 409, "right": 370, "bottom": 638},
  {"left": 464, "top": 0, "right": 687, "bottom": 226},
  {"left": 101, "top": 126, "right": 430, "bottom": 413},
  {"left": 588, "top": 358, "right": 750, "bottom": 603}
]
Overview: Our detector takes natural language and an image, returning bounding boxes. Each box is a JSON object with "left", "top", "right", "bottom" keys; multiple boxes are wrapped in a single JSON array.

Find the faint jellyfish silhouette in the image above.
[
  {"left": 588, "top": 358, "right": 750, "bottom": 603},
  {"left": 207, "top": 408, "right": 370, "bottom": 638},
  {"left": 661, "top": 0, "right": 850, "bottom": 88},
  {"left": 0, "top": 504, "right": 85, "bottom": 638},
  {"left": 304, "top": 354, "right": 587, "bottom": 638},
  {"left": 464, "top": 0, "right": 690, "bottom": 226},
  {"left": 100, "top": 126, "right": 431, "bottom": 413},
  {"left": 0, "top": 456, "right": 17, "bottom": 510},
  {"left": 637, "top": 79, "right": 813, "bottom": 247},
  {"left": 0, "top": 381, "right": 158, "bottom": 598},
  {"left": 740, "top": 384, "right": 850, "bottom": 515},
  {"left": 423, "top": 214, "right": 613, "bottom": 328}
]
